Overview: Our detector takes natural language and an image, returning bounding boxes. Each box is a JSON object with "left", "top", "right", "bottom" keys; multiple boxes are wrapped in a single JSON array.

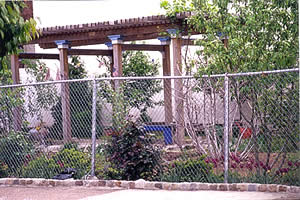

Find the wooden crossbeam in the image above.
[
  {"left": 19, "top": 53, "right": 59, "bottom": 60},
  {"left": 38, "top": 32, "right": 167, "bottom": 49},
  {"left": 181, "top": 39, "right": 196, "bottom": 46},
  {"left": 122, "top": 44, "right": 165, "bottom": 51},
  {"left": 68, "top": 49, "right": 113, "bottom": 56}
]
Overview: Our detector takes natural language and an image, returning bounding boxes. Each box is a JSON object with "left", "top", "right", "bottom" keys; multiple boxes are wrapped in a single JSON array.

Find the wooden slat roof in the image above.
[{"left": 29, "top": 12, "right": 194, "bottom": 49}]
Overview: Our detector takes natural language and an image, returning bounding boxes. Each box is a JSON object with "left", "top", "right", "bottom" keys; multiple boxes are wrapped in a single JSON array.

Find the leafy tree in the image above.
[
  {"left": 161, "top": 0, "right": 299, "bottom": 179},
  {"left": 161, "top": 0, "right": 298, "bottom": 73},
  {"left": 0, "top": 1, "right": 37, "bottom": 81},
  {"left": 0, "top": 1, "right": 38, "bottom": 134},
  {"left": 23, "top": 60, "right": 58, "bottom": 124},
  {"left": 104, "top": 122, "right": 161, "bottom": 181},
  {"left": 98, "top": 51, "right": 162, "bottom": 123}
]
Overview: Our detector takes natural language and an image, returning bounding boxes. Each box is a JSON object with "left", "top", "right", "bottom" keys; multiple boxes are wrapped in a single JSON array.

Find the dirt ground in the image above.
[{"left": 0, "top": 186, "right": 120, "bottom": 200}]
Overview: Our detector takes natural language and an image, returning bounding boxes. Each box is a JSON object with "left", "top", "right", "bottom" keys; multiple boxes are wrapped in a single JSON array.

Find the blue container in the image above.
[{"left": 144, "top": 125, "right": 173, "bottom": 145}]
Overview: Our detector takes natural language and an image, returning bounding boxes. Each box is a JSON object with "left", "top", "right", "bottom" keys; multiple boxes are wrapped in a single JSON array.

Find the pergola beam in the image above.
[
  {"left": 122, "top": 44, "right": 165, "bottom": 51},
  {"left": 38, "top": 32, "right": 170, "bottom": 49},
  {"left": 68, "top": 49, "right": 113, "bottom": 56},
  {"left": 19, "top": 53, "right": 59, "bottom": 60},
  {"left": 181, "top": 38, "right": 196, "bottom": 46},
  {"left": 32, "top": 25, "right": 177, "bottom": 46}
]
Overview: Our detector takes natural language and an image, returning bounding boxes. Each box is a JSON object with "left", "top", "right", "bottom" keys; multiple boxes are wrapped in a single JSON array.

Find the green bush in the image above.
[
  {"left": 95, "top": 153, "right": 122, "bottom": 180},
  {"left": 254, "top": 133, "right": 298, "bottom": 153},
  {"left": 161, "top": 156, "right": 221, "bottom": 183},
  {"left": 276, "top": 167, "right": 300, "bottom": 186},
  {"left": 104, "top": 122, "right": 161, "bottom": 181},
  {"left": 0, "top": 161, "right": 8, "bottom": 178},
  {"left": 53, "top": 148, "right": 90, "bottom": 179},
  {"left": 22, "top": 148, "right": 91, "bottom": 179},
  {"left": 0, "top": 131, "right": 34, "bottom": 175},
  {"left": 22, "top": 155, "right": 60, "bottom": 179},
  {"left": 61, "top": 141, "right": 79, "bottom": 151}
]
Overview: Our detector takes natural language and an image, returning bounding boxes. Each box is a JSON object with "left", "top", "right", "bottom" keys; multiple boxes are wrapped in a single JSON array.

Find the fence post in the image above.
[
  {"left": 224, "top": 74, "right": 229, "bottom": 183},
  {"left": 91, "top": 79, "right": 97, "bottom": 177}
]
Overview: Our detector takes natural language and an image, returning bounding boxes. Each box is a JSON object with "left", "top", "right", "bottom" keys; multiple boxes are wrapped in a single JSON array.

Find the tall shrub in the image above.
[{"left": 104, "top": 122, "right": 161, "bottom": 180}]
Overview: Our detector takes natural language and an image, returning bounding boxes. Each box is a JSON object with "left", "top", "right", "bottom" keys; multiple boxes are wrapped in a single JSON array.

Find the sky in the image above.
[
  {"left": 34, "top": 0, "right": 165, "bottom": 28},
  {"left": 30, "top": 0, "right": 166, "bottom": 78}
]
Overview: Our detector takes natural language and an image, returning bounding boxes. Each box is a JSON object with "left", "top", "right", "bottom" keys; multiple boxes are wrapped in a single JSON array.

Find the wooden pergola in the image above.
[{"left": 11, "top": 12, "right": 199, "bottom": 145}]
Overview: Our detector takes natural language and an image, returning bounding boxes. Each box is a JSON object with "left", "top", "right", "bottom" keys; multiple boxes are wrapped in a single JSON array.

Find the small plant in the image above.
[
  {"left": 95, "top": 152, "right": 122, "bottom": 180},
  {"left": 53, "top": 148, "right": 90, "bottom": 179},
  {"left": 104, "top": 122, "right": 161, "bottom": 181},
  {"left": 21, "top": 147, "right": 91, "bottom": 179},
  {"left": 161, "top": 156, "right": 221, "bottom": 183},
  {"left": 0, "top": 161, "right": 8, "bottom": 178},
  {"left": 22, "top": 155, "right": 60, "bottom": 179},
  {"left": 61, "top": 141, "right": 79, "bottom": 151},
  {"left": 0, "top": 131, "right": 34, "bottom": 176}
]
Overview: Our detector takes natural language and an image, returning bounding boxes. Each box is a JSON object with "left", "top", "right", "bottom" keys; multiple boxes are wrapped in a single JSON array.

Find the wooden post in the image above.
[
  {"left": 56, "top": 40, "right": 71, "bottom": 143},
  {"left": 105, "top": 42, "right": 115, "bottom": 88},
  {"left": 10, "top": 54, "right": 22, "bottom": 131},
  {"left": 168, "top": 29, "right": 185, "bottom": 146},
  {"left": 108, "top": 35, "right": 123, "bottom": 84},
  {"left": 158, "top": 37, "right": 173, "bottom": 125},
  {"left": 108, "top": 35, "right": 123, "bottom": 130}
]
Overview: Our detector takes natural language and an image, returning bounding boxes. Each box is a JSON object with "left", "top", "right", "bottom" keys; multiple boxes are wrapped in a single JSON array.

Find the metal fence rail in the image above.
[{"left": 0, "top": 68, "right": 299, "bottom": 185}]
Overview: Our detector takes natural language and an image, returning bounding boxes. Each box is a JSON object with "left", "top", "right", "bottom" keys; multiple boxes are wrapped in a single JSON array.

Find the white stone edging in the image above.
[{"left": 0, "top": 178, "right": 299, "bottom": 193}]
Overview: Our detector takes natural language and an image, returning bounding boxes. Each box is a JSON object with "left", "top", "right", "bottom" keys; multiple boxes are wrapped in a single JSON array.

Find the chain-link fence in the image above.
[{"left": 0, "top": 68, "right": 299, "bottom": 185}]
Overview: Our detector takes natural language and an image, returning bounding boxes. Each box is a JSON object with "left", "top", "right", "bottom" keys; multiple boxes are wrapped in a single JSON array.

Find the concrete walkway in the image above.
[
  {"left": 81, "top": 190, "right": 300, "bottom": 200},
  {"left": 0, "top": 186, "right": 299, "bottom": 200}
]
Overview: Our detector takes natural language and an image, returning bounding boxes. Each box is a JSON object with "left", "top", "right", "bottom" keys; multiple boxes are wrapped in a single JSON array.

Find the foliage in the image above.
[
  {"left": 161, "top": 156, "right": 221, "bottom": 182},
  {"left": 22, "top": 155, "right": 60, "bottom": 179},
  {"left": 0, "top": 1, "right": 38, "bottom": 84},
  {"left": 53, "top": 148, "right": 90, "bottom": 179},
  {"left": 68, "top": 56, "right": 87, "bottom": 79},
  {"left": 0, "top": 1, "right": 37, "bottom": 57},
  {"left": 21, "top": 146, "right": 90, "bottom": 179},
  {"left": 98, "top": 50, "right": 162, "bottom": 123},
  {"left": 162, "top": 0, "right": 298, "bottom": 74},
  {"left": 95, "top": 152, "right": 122, "bottom": 180},
  {"left": 0, "top": 160, "right": 8, "bottom": 178},
  {"left": 103, "top": 122, "right": 161, "bottom": 181},
  {"left": 61, "top": 141, "right": 79, "bottom": 151},
  {"left": 0, "top": 131, "right": 34, "bottom": 175},
  {"left": 228, "top": 163, "right": 300, "bottom": 186},
  {"left": 0, "top": 87, "right": 26, "bottom": 134},
  {"left": 0, "top": 56, "right": 11, "bottom": 85},
  {"left": 50, "top": 56, "right": 102, "bottom": 138},
  {"left": 22, "top": 59, "right": 58, "bottom": 123},
  {"left": 161, "top": 0, "right": 299, "bottom": 176}
]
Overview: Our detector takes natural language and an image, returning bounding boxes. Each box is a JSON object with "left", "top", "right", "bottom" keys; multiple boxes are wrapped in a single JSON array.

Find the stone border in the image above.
[{"left": 0, "top": 178, "right": 299, "bottom": 193}]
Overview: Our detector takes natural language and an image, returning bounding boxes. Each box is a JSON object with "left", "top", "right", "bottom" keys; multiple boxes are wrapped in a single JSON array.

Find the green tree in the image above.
[
  {"left": 161, "top": 0, "right": 298, "bottom": 73},
  {"left": 161, "top": 0, "right": 299, "bottom": 180},
  {"left": 0, "top": 1, "right": 37, "bottom": 82},
  {"left": 23, "top": 60, "right": 58, "bottom": 124},
  {"left": 0, "top": 1, "right": 38, "bottom": 134},
  {"left": 98, "top": 51, "right": 162, "bottom": 123}
]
